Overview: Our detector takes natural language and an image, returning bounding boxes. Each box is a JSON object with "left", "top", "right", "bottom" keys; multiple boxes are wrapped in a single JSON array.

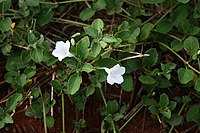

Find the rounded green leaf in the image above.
[
  {"left": 51, "top": 80, "right": 62, "bottom": 95},
  {"left": 46, "top": 115, "right": 54, "bottom": 128},
  {"left": 159, "top": 93, "right": 169, "bottom": 107},
  {"left": 166, "top": 114, "right": 183, "bottom": 126},
  {"left": 140, "top": 23, "right": 153, "bottom": 40},
  {"left": 30, "top": 48, "right": 43, "bottom": 63},
  {"left": 16, "top": 74, "right": 27, "bottom": 87},
  {"left": 121, "top": 74, "right": 133, "bottom": 92},
  {"left": 139, "top": 75, "right": 156, "bottom": 84},
  {"left": 67, "top": 73, "right": 82, "bottom": 95},
  {"left": 195, "top": 78, "right": 200, "bottom": 91},
  {"left": 183, "top": 36, "right": 199, "bottom": 56},
  {"left": 0, "top": 17, "right": 12, "bottom": 32},
  {"left": 6, "top": 93, "right": 23, "bottom": 112},
  {"left": 82, "top": 63, "right": 94, "bottom": 73},
  {"left": 24, "top": 67, "right": 36, "bottom": 79},
  {"left": 76, "top": 36, "right": 89, "bottom": 61},
  {"left": 0, "top": 0, "right": 11, "bottom": 13},
  {"left": 107, "top": 100, "right": 118, "bottom": 114},
  {"left": 80, "top": 8, "right": 95, "bottom": 21},
  {"left": 142, "top": 48, "right": 158, "bottom": 66},
  {"left": 177, "top": 68, "right": 194, "bottom": 84},
  {"left": 92, "top": 18, "right": 104, "bottom": 32}
]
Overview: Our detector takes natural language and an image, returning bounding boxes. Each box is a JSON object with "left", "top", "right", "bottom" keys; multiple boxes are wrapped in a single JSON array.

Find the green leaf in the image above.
[
  {"left": 67, "top": 73, "right": 82, "bottom": 95},
  {"left": 141, "top": 95, "right": 156, "bottom": 106},
  {"left": 84, "top": 27, "right": 98, "bottom": 38},
  {"left": 105, "top": 0, "right": 123, "bottom": 15},
  {"left": 142, "top": 48, "right": 158, "bottom": 66},
  {"left": 177, "top": 68, "right": 194, "bottom": 84},
  {"left": 86, "top": 85, "right": 95, "bottom": 97},
  {"left": 21, "top": 50, "right": 32, "bottom": 63},
  {"left": 0, "top": 17, "right": 11, "bottom": 32},
  {"left": 189, "top": 26, "right": 200, "bottom": 35},
  {"left": 159, "top": 93, "right": 169, "bottom": 107},
  {"left": 1, "top": 44, "right": 12, "bottom": 55},
  {"left": 177, "top": 0, "right": 190, "bottom": 4},
  {"left": 166, "top": 114, "right": 183, "bottom": 126},
  {"left": 91, "top": 42, "right": 102, "bottom": 57},
  {"left": 121, "top": 74, "right": 133, "bottom": 92},
  {"left": 36, "top": 8, "right": 54, "bottom": 26},
  {"left": 30, "top": 48, "right": 43, "bottom": 63},
  {"left": 76, "top": 36, "right": 89, "bottom": 61},
  {"left": 92, "top": 18, "right": 104, "bottom": 32},
  {"left": 171, "top": 40, "right": 183, "bottom": 52},
  {"left": 141, "top": 0, "right": 165, "bottom": 4},
  {"left": 93, "top": 0, "right": 106, "bottom": 10},
  {"left": 16, "top": 74, "right": 27, "bottom": 87},
  {"left": 113, "top": 113, "right": 123, "bottom": 121},
  {"left": 183, "top": 36, "right": 199, "bottom": 56},
  {"left": 0, "top": 0, "right": 11, "bottom": 13},
  {"left": 139, "top": 75, "right": 156, "bottom": 84},
  {"left": 176, "top": 18, "right": 190, "bottom": 33},
  {"left": 122, "top": 58, "right": 141, "bottom": 73},
  {"left": 156, "top": 19, "right": 173, "bottom": 33},
  {"left": 186, "top": 105, "right": 200, "bottom": 122},
  {"left": 140, "top": 23, "right": 153, "bottom": 40},
  {"left": 51, "top": 80, "right": 62, "bottom": 95},
  {"left": 46, "top": 115, "right": 54, "bottom": 128},
  {"left": 25, "top": 0, "right": 39, "bottom": 6},
  {"left": 195, "top": 78, "right": 200, "bottom": 91},
  {"left": 80, "top": 8, "right": 95, "bottom": 21},
  {"left": 107, "top": 100, "right": 118, "bottom": 114},
  {"left": 148, "top": 105, "right": 159, "bottom": 115},
  {"left": 24, "top": 67, "right": 36, "bottom": 79},
  {"left": 31, "top": 88, "right": 40, "bottom": 99},
  {"left": 102, "top": 34, "right": 118, "bottom": 43},
  {"left": 82, "top": 63, "right": 94, "bottom": 73},
  {"left": 168, "top": 101, "right": 177, "bottom": 111},
  {"left": 6, "top": 93, "right": 23, "bottom": 112},
  {"left": 95, "top": 58, "right": 118, "bottom": 68},
  {"left": 162, "top": 108, "right": 171, "bottom": 119},
  {"left": 4, "top": 114, "right": 13, "bottom": 124}
]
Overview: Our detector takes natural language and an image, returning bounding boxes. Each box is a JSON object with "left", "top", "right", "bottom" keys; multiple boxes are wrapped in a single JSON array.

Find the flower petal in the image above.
[
  {"left": 105, "top": 68, "right": 111, "bottom": 74},
  {"left": 116, "top": 66, "right": 125, "bottom": 75},
  {"left": 64, "top": 40, "right": 71, "bottom": 51},
  {"left": 55, "top": 41, "right": 65, "bottom": 49},
  {"left": 112, "top": 74, "right": 124, "bottom": 84},
  {"left": 107, "top": 74, "right": 115, "bottom": 85},
  {"left": 52, "top": 49, "right": 63, "bottom": 58}
]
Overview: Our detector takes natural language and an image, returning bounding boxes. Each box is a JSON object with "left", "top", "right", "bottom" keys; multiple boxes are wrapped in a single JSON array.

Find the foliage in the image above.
[{"left": 0, "top": 0, "right": 200, "bottom": 132}]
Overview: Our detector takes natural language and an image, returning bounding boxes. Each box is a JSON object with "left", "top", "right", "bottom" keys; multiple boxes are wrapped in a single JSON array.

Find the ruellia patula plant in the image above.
[{"left": 0, "top": 0, "right": 200, "bottom": 133}]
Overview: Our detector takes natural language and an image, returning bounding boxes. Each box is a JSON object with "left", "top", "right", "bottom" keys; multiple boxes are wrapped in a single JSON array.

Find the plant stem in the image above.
[
  {"left": 99, "top": 85, "right": 107, "bottom": 106},
  {"left": 40, "top": 0, "right": 92, "bottom": 5},
  {"left": 168, "top": 102, "right": 187, "bottom": 133},
  {"left": 62, "top": 93, "right": 65, "bottom": 133},
  {"left": 158, "top": 42, "right": 200, "bottom": 75},
  {"left": 153, "top": 3, "right": 179, "bottom": 28},
  {"left": 52, "top": 18, "right": 89, "bottom": 27},
  {"left": 38, "top": 87, "right": 47, "bottom": 133},
  {"left": 51, "top": 71, "right": 56, "bottom": 116},
  {"left": 119, "top": 102, "right": 143, "bottom": 131},
  {"left": 99, "top": 83, "right": 116, "bottom": 133}
]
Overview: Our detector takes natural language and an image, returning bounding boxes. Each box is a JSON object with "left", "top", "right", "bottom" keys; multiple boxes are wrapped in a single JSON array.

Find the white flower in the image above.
[
  {"left": 52, "top": 41, "right": 73, "bottom": 61},
  {"left": 104, "top": 64, "right": 126, "bottom": 85}
]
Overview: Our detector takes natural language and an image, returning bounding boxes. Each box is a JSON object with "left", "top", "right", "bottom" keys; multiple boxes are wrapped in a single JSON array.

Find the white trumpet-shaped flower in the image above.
[
  {"left": 104, "top": 64, "right": 126, "bottom": 85},
  {"left": 52, "top": 41, "right": 73, "bottom": 61}
]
